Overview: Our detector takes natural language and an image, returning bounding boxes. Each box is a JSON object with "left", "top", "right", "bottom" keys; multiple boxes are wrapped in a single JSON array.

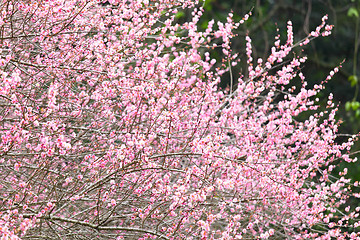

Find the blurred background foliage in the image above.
[{"left": 176, "top": 0, "right": 360, "bottom": 192}]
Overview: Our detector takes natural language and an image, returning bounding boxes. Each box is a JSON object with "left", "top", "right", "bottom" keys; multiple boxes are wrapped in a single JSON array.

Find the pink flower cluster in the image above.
[{"left": 0, "top": 0, "right": 358, "bottom": 239}]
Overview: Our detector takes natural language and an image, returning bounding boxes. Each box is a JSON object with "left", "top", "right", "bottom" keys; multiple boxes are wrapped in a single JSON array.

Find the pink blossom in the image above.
[{"left": 0, "top": 1, "right": 357, "bottom": 239}]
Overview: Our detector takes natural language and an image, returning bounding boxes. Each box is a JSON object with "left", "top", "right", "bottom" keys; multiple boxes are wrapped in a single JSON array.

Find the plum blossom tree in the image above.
[{"left": 0, "top": 0, "right": 359, "bottom": 239}]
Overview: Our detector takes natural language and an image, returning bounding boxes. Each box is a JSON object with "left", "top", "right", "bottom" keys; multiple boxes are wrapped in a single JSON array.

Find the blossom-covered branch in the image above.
[{"left": 0, "top": 0, "right": 359, "bottom": 239}]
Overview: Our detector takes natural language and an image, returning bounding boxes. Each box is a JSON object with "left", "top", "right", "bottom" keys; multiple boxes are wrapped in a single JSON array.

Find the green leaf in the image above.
[
  {"left": 201, "top": 21, "right": 208, "bottom": 30},
  {"left": 356, "top": 109, "right": 360, "bottom": 118},
  {"left": 203, "top": 0, "right": 213, "bottom": 11},
  {"left": 348, "top": 7, "right": 359, "bottom": 18},
  {"left": 175, "top": 11, "right": 185, "bottom": 19},
  {"left": 352, "top": 101, "right": 360, "bottom": 111},
  {"left": 348, "top": 75, "right": 358, "bottom": 87},
  {"left": 346, "top": 101, "right": 352, "bottom": 111}
]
